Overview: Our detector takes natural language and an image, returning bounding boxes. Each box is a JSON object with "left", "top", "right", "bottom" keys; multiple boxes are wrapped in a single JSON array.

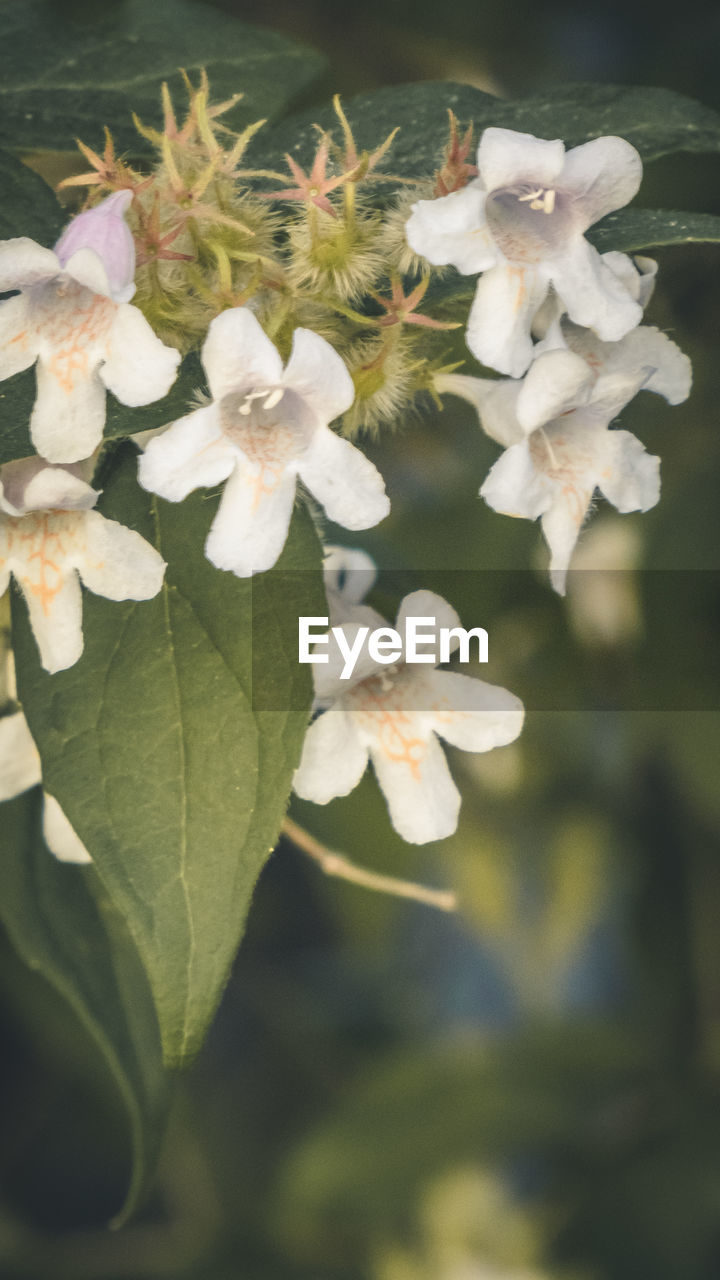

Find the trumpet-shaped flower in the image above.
[
  {"left": 472, "top": 337, "right": 685, "bottom": 592},
  {"left": 0, "top": 707, "right": 91, "bottom": 863},
  {"left": 406, "top": 127, "right": 643, "bottom": 377},
  {"left": 138, "top": 308, "right": 390, "bottom": 577},
  {"left": 0, "top": 219, "right": 180, "bottom": 464},
  {"left": 0, "top": 457, "right": 166, "bottom": 673},
  {"left": 294, "top": 590, "right": 524, "bottom": 844}
]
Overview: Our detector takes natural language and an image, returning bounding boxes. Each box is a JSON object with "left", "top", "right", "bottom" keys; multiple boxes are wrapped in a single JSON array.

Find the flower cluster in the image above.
[
  {"left": 0, "top": 78, "right": 694, "bottom": 854},
  {"left": 408, "top": 128, "right": 691, "bottom": 591}
]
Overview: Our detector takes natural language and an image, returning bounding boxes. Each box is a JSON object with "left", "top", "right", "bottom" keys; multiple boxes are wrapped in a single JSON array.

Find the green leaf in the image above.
[
  {"left": 0, "top": 147, "right": 65, "bottom": 242},
  {"left": 13, "top": 445, "right": 324, "bottom": 1066},
  {"left": 588, "top": 207, "right": 720, "bottom": 253},
  {"left": 0, "top": 0, "right": 326, "bottom": 155},
  {"left": 256, "top": 80, "right": 720, "bottom": 179},
  {"left": 0, "top": 786, "right": 169, "bottom": 1224}
]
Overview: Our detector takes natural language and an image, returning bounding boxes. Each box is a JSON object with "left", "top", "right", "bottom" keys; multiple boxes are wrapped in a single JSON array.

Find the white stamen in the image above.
[
  {"left": 238, "top": 402, "right": 253, "bottom": 416},
  {"left": 518, "top": 187, "right": 544, "bottom": 204},
  {"left": 543, "top": 189, "right": 556, "bottom": 214},
  {"left": 263, "top": 387, "right": 284, "bottom": 410}
]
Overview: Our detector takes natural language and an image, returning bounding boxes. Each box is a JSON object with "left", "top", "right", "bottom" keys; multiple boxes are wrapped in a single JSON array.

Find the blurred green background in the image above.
[{"left": 1, "top": 1, "right": 720, "bottom": 1277}]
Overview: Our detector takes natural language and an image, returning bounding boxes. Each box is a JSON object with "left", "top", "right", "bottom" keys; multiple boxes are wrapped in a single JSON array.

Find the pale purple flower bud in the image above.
[{"left": 54, "top": 190, "right": 136, "bottom": 302}]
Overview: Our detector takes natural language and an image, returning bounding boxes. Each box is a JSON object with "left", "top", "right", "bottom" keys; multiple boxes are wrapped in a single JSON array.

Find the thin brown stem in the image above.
[{"left": 282, "top": 818, "right": 458, "bottom": 913}]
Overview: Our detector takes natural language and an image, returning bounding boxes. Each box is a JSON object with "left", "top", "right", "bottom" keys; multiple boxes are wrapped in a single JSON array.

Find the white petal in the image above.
[
  {"left": 293, "top": 705, "right": 369, "bottom": 803},
  {"left": 204, "top": 461, "right": 296, "bottom": 577},
  {"left": 598, "top": 326, "right": 692, "bottom": 405},
  {"left": 546, "top": 237, "right": 642, "bottom": 342},
  {"left": 0, "top": 238, "right": 59, "bottom": 291},
  {"left": 396, "top": 590, "right": 461, "bottom": 655},
  {"left": 0, "top": 293, "right": 39, "bottom": 378},
  {"left": 313, "top": 619, "right": 388, "bottom": 702},
  {"left": 42, "top": 792, "right": 92, "bottom": 864},
  {"left": 541, "top": 493, "right": 592, "bottom": 595},
  {"left": 427, "top": 669, "right": 525, "bottom": 751},
  {"left": 30, "top": 360, "right": 107, "bottom": 464},
  {"left": 478, "top": 128, "right": 565, "bottom": 191},
  {"left": 78, "top": 510, "right": 165, "bottom": 601},
  {"left": 370, "top": 730, "right": 460, "bottom": 844},
  {"left": 63, "top": 248, "right": 112, "bottom": 297},
  {"left": 323, "top": 544, "right": 377, "bottom": 605},
  {"left": 283, "top": 328, "right": 355, "bottom": 424},
  {"left": 516, "top": 348, "right": 594, "bottom": 432},
  {"left": 602, "top": 251, "right": 657, "bottom": 308},
  {"left": 561, "top": 136, "right": 643, "bottom": 228},
  {"left": 101, "top": 304, "right": 180, "bottom": 405},
  {"left": 598, "top": 431, "right": 661, "bottom": 513},
  {"left": 480, "top": 440, "right": 553, "bottom": 519},
  {"left": 297, "top": 428, "right": 390, "bottom": 531},
  {"left": 20, "top": 571, "right": 84, "bottom": 673},
  {"left": 138, "top": 404, "right": 234, "bottom": 501},
  {"left": 466, "top": 264, "right": 547, "bottom": 378},
  {"left": 15, "top": 462, "right": 97, "bottom": 514},
  {"left": 405, "top": 183, "right": 498, "bottom": 274},
  {"left": 0, "top": 710, "right": 41, "bottom": 800},
  {"left": 202, "top": 307, "right": 282, "bottom": 400}
]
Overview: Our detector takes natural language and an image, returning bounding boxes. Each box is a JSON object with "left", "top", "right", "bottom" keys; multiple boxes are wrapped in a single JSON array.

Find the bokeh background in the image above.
[{"left": 1, "top": 1, "right": 720, "bottom": 1277}]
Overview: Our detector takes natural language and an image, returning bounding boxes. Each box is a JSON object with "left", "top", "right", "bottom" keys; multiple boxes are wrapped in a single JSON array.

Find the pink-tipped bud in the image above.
[{"left": 54, "top": 190, "right": 136, "bottom": 302}]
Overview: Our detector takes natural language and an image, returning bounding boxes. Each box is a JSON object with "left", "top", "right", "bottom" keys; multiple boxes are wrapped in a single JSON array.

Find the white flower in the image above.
[
  {"left": 406, "top": 127, "right": 643, "bottom": 377},
  {"left": 532, "top": 249, "right": 658, "bottom": 353},
  {"left": 294, "top": 590, "right": 524, "bottom": 844},
  {"left": 0, "top": 231, "right": 180, "bottom": 464},
  {"left": 474, "top": 345, "right": 672, "bottom": 593},
  {"left": 0, "top": 708, "right": 91, "bottom": 863},
  {"left": 138, "top": 308, "right": 390, "bottom": 578},
  {"left": 0, "top": 457, "right": 166, "bottom": 673},
  {"left": 323, "top": 543, "right": 378, "bottom": 625}
]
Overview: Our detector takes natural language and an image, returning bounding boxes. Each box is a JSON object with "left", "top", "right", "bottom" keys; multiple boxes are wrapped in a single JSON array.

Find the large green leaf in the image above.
[
  {"left": 13, "top": 445, "right": 324, "bottom": 1066},
  {"left": 0, "top": 786, "right": 169, "bottom": 1224},
  {"left": 589, "top": 207, "right": 720, "bottom": 253},
  {"left": 0, "top": 0, "right": 326, "bottom": 155},
  {"left": 255, "top": 80, "right": 720, "bottom": 180},
  {"left": 0, "top": 147, "right": 65, "bottom": 242}
]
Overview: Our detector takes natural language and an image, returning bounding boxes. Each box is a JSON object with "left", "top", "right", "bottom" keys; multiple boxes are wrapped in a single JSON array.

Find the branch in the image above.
[{"left": 282, "top": 818, "right": 457, "bottom": 913}]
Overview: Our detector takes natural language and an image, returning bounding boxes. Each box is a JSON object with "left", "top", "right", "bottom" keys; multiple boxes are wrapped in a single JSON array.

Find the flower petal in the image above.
[
  {"left": 478, "top": 128, "right": 566, "bottom": 191},
  {"left": 202, "top": 307, "right": 283, "bottom": 400},
  {"left": 396, "top": 589, "right": 461, "bottom": 652},
  {"left": 594, "top": 325, "right": 691, "bottom": 406},
  {"left": 204, "top": 461, "right": 297, "bottom": 577},
  {"left": 62, "top": 247, "right": 112, "bottom": 297},
  {"left": 466, "top": 264, "right": 547, "bottom": 378},
  {"left": 546, "top": 237, "right": 642, "bottom": 342},
  {"left": 20, "top": 570, "right": 84, "bottom": 673},
  {"left": 480, "top": 439, "right": 553, "bottom": 519},
  {"left": 370, "top": 730, "right": 460, "bottom": 844},
  {"left": 561, "top": 136, "right": 643, "bottom": 228},
  {"left": 541, "top": 492, "right": 593, "bottom": 595},
  {"left": 516, "top": 348, "right": 594, "bottom": 432},
  {"left": 598, "top": 430, "right": 661, "bottom": 514},
  {"left": 138, "top": 404, "right": 233, "bottom": 501},
  {"left": 0, "top": 293, "right": 39, "bottom": 378},
  {"left": 405, "top": 183, "right": 498, "bottom": 274},
  {"left": 30, "top": 360, "right": 107, "bottom": 464},
  {"left": 42, "top": 792, "right": 92, "bottom": 863},
  {"left": 78, "top": 510, "right": 166, "bottom": 601},
  {"left": 101, "top": 303, "right": 180, "bottom": 405},
  {"left": 602, "top": 250, "right": 657, "bottom": 308},
  {"left": 293, "top": 705, "right": 369, "bottom": 803},
  {"left": 0, "top": 458, "right": 97, "bottom": 515},
  {"left": 0, "top": 237, "right": 59, "bottom": 291},
  {"left": 297, "top": 428, "right": 390, "bottom": 530},
  {"left": 0, "top": 710, "right": 41, "bottom": 801},
  {"left": 284, "top": 328, "right": 355, "bottom": 424},
  {"left": 427, "top": 669, "right": 525, "bottom": 751}
]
